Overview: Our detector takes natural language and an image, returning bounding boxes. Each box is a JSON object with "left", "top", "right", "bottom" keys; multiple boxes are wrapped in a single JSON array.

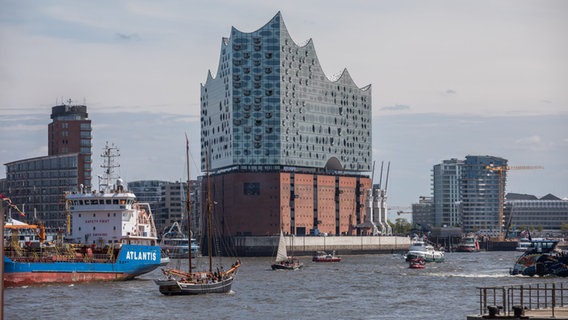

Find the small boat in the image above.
[
  {"left": 312, "top": 250, "right": 341, "bottom": 262},
  {"left": 515, "top": 237, "right": 543, "bottom": 252},
  {"left": 154, "top": 140, "right": 240, "bottom": 295},
  {"left": 159, "top": 253, "right": 171, "bottom": 266},
  {"left": 271, "top": 230, "right": 303, "bottom": 270},
  {"left": 455, "top": 235, "right": 480, "bottom": 252},
  {"left": 160, "top": 221, "right": 200, "bottom": 259},
  {"left": 408, "top": 257, "right": 426, "bottom": 269},
  {"left": 510, "top": 238, "right": 568, "bottom": 277},
  {"left": 405, "top": 237, "right": 445, "bottom": 263},
  {"left": 3, "top": 143, "right": 163, "bottom": 287}
]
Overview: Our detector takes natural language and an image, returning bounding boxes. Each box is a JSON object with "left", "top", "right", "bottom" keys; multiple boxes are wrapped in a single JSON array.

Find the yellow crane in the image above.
[{"left": 485, "top": 165, "right": 544, "bottom": 240}]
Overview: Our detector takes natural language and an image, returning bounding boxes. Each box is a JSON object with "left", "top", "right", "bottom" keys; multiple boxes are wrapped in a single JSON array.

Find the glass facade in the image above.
[
  {"left": 461, "top": 155, "right": 508, "bottom": 234},
  {"left": 201, "top": 12, "right": 372, "bottom": 173},
  {"left": 432, "top": 159, "right": 463, "bottom": 227},
  {"left": 506, "top": 196, "right": 568, "bottom": 234},
  {"left": 5, "top": 154, "right": 80, "bottom": 226}
]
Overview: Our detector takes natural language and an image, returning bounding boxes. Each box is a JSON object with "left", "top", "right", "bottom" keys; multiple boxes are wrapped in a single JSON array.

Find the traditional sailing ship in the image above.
[{"left": 154, "top": 141, "right": 240, "bottom": 295}]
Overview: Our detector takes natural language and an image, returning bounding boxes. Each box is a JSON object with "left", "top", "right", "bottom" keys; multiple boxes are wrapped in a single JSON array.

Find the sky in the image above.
[{"left": 1, "top": 0, "right": 567, "bottom": 208}]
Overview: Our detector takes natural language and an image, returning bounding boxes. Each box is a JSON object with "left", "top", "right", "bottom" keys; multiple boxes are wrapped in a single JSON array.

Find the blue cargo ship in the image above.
[{"left": 3, "top": 143, "right": 163, "bottom": 287}]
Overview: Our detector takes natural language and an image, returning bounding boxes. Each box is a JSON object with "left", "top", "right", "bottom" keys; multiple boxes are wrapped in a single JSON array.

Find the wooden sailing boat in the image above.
[
  {"left": 271, "top": 229, "right": 303, "bottom": 270},
  {"left": 154, "top": 139, "right": 240, "bottom": 295}
]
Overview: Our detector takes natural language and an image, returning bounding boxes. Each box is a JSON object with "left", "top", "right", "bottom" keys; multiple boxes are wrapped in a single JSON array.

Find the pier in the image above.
[
  {"left": 230, "top": 235, "right": 411, "bottom": 256},
  {"left": 467, "top": 282, "right": 568, "bottom": 319}
]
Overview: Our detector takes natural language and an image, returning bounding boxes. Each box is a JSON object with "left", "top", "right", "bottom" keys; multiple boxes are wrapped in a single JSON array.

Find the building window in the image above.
[{"left": 244, "top": 182, "right": 260, "bottom": 195}]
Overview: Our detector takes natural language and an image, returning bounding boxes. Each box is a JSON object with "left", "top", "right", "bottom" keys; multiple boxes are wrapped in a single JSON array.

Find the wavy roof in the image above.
[{"left": 203, "top": 12, "right": 370, "bottom": 92}]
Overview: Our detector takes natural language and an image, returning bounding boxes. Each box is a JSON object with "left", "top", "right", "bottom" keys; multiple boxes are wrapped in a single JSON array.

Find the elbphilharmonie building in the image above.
[{"left": 199, "top": 12, "right": 373, "bottom": 238}]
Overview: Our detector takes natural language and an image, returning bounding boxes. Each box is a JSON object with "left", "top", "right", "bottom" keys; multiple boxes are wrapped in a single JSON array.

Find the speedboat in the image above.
[
  {"left": 312, "top": 250, "right": 341, "bottom": 262},
  {"left": 408, "top": 257, "right": 426, "bottom": 269}
]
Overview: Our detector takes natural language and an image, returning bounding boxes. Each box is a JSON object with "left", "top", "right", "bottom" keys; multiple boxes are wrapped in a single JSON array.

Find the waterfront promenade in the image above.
[{"left": 233, "top": 234, "right": 412, "bottom": 256}]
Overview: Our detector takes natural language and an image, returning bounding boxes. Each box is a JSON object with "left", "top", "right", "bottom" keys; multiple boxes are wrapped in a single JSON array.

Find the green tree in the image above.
[
  {"left": 389, "top": 218, "right": 412, "bottom": 235},
  {"left": 561, "top": 223, "right": 568, "bottom": 236}
]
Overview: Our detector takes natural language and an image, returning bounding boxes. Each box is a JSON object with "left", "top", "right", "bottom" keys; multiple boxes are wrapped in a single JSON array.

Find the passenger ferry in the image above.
[
  {"left": 405, "top": 237, "right": 445, "bottom": 262},
  {"left": 160, "top": 222, "right": 200, "bottom": 259}
]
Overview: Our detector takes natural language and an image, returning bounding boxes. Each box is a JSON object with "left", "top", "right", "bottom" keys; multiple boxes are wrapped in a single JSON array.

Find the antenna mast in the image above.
[{"left": 99, "top": 142, "right": 120, "bottom": 192}]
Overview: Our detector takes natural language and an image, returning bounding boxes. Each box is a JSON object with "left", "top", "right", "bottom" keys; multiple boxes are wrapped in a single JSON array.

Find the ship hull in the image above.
[
  {"left": 405, "top": 252, "right": 445, "bottom": 263},
  {"left": 455, "top": 246, "right": 478, "bottom": 253},
  {"left": 4, "top": 244, "right": 162, "bottom": 287},
  {"left": 155, "top": 276, "right": 236, "bottom": 295},
  {"left": 510, "top": 253, "right": 568, "bottom": 277}
]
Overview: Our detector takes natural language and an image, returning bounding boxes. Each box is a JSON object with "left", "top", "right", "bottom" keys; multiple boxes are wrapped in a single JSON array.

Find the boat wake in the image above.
[{"left": 431, "top": 272, "right": 510, "bottom": 278}]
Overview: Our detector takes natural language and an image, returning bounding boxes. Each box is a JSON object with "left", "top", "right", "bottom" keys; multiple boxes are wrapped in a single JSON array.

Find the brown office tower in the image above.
[{"left": 48, "top": 101, "right": 92, "bottom": 190}]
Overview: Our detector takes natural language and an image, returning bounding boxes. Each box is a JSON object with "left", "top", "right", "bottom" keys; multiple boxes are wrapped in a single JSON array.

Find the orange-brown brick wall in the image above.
[{"left": 204, "top": 171, "right": 370, "bottom": 237}]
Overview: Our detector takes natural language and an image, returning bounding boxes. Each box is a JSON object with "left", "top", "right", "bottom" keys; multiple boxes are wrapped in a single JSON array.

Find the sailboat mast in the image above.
[
  {"left": 185, "top": 136, "right": 192, "bottom": 274},
  {"left": 206, "top": 147, "right": 213, "bottom": 274}
]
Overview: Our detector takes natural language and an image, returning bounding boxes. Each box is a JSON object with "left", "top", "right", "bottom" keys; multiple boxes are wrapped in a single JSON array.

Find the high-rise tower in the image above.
[
  {"left": 461, "top": 155, "right": 508, "bottom": 234},
  {"left": 199, "top": 13, "right": 373, "bottom": 237},
  {"left": 432, "top": 158, "right": 464, "bottom": 227},
  {"left": 48, "top": 101, "right": 92, "bottom": 189}
]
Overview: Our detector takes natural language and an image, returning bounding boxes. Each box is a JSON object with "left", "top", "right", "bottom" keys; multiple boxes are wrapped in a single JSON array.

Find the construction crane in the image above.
[{"left": 485, "top": 165, "right": 544, "bottom": 240}]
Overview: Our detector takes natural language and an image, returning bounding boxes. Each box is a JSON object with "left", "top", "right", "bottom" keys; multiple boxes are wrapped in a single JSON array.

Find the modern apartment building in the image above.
[
  {"left": 200, "top": 12, "right": 372, "bottom": 236},
  {"left": 129, "top": 179, "right": 203, "bottom": 239},
  {"left": 461, "top": 155, "right": 508, "bottom": 234},
  {"left": 412, "top": 196, "right": 434, "bottom": 230},
  {"left": 4, "top": 102, "right": 92, "bottom": 227},
  {"left": 128, "top": 180, "right": 170, "bottom": 231},
  {"left": 432, "top": 158, "right": 463, "bottom": 227}
]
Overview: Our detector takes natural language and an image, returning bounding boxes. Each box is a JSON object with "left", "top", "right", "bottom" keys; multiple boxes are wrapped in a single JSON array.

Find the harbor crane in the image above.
[{"left": 485, "top": 165, "right": 544, "bottom": 240}]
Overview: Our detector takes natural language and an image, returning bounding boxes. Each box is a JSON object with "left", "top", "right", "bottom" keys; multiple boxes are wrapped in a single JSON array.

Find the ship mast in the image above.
[
  {"left": 206, "top": 147, "right": 213, "bottom": 274},
  {"left": 185, "top": 135, "right": 192, "bottom": 275}
]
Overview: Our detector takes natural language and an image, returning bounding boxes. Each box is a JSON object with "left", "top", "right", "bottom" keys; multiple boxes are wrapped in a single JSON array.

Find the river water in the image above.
[{"left": 4, "top": 251, "right": 566, "bottom": 320}]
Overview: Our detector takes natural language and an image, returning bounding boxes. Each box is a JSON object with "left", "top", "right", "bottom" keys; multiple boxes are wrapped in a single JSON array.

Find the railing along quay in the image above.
[{"left": 477, "top": 282, "right": 567, "bottom": 318}]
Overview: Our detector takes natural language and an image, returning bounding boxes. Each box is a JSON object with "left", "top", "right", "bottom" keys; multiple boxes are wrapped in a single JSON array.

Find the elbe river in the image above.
[{"left": 5, "top": 251, "right": 566, "bottom": 320}]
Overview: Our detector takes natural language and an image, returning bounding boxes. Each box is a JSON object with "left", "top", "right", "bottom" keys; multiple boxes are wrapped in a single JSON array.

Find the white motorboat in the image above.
[{"left": 405, "top": 238, "right": 445, "bottom": 262}]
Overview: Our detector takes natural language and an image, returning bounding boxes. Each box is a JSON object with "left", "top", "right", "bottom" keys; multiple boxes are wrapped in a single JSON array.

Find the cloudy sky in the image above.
[{"left": 1, "top": 1, "right": 567, "bottom": 207}]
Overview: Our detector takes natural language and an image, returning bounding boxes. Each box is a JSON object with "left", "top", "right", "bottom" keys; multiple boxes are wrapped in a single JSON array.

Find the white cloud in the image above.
[
  {"left": 380, "top": 104, "right": 411, "bottom": 111},
  {"left": 2, "top": 1, "right": 567, "bottom": 118}
]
